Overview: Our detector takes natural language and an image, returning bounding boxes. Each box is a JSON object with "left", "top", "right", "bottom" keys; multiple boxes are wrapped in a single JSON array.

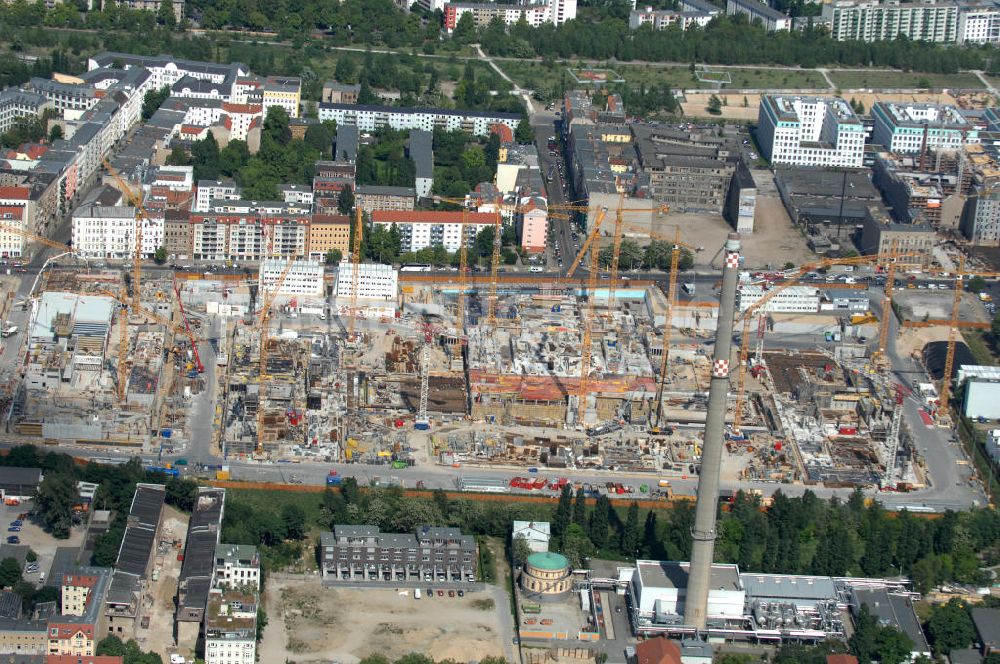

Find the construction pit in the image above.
[{"left": 10, "top": 270, "right": 206, "bottom": 451}]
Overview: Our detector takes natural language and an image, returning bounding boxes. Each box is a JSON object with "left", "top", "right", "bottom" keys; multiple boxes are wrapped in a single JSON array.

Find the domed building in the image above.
[{"left": 520, "top": 551, "right": 573, "bottom": 598}]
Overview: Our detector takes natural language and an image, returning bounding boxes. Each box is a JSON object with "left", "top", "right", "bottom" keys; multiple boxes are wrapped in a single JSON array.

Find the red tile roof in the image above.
[
  {"left": 636, "top": 637, "right": 681, "bottom": 664},
  {"left": 48, "top": 622, "right": 95, "bottom": 641},
  {"left": 222, "top": 102, "right": 262, "bottom": 114},
  {"left": 489, "top": 123, "right": 514, "bottom": 143},
  {"left": 0, "top": 206, "right": 24, "bottom": 219},
  {"left": 827, "top": 656, "right": 859, "bottom": 664},
  {"left": 0, "top": 187, "right": 30, "bottom": 200},
  {"left": 372, "top": 210, "right": 495, "bottom": 225}
]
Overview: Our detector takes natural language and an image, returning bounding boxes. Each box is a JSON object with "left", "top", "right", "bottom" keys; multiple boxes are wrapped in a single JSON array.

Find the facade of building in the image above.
[
  {"left": 738, "top": 285, "right": 821, "bottom": 313},
  {"left": 727, "top": 0, "right": 791, "bottom": 30},
  {"left": 0, "top": 89, "right": 51, "bottom": 135},
  {"left": 629, "top": 6, "right": 716, "bottom": 29},
  {"left": 512, "top": 521, "right": 551, "bottom": 553},
  {"left": 520, "top": 551, "right": 573, "bottom": 596},
  {"left": 822, "top": 0, "right": 960, "bottom": 42},
  {"left": 757, "top": 96, "right": 865, "bottom": 168},
  {"left": 258, "top": 259, "right": 324, "bottom": 298},
  {"left": 517, "top": 198, "right": 548, "bottom": 253},
  {"left": 443, "top": 0, "right": 577, "bottom": 30},
  {"left": 72, "top": 206, "right": 164, "bottom": 259},
  {"left": 262, "top": 77, "right": 301, "bottom": 119},
  {"left": 958, "top": 2, "right": 1000, "bottom": 43},
  {"left": 871, "top": 102, "right": 978, "bottom": 153},
  {"left": 204, "top": 589, "right": 257, "bottom": 664},
  {"left": 317, "top": 103, "right": 521, "bottom": 136},
  {"left": 961, "top": 182, "right": 1000, "bottom": 244},
  {"left": 214, "top": 544, "right": 261, "bottom": 591},
  {"left": 333, "top": 262, "right": 398, "bottom": 300},
  {"left": 371, "top": 210, "right": 495, "bottom": 252},
  {"left": 307, "top": 214, "right": 351, "bottom": 260},
  {"left": 859, "top": 211, "right": 936, "bottom": 269},
  {"left": 319, "top": 525, "right": 476, "bottom": 582},
  {"left": 322, "top": 82, "right": 361, "bottom": 104},
  {"left": 356, "top": 185, "right": 416, "bottom": 214},
  {"left": 194, "top": 181, "right": 240, "bottom": 213}
]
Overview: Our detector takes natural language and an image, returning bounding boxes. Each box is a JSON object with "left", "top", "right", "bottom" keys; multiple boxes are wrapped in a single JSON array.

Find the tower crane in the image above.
[
  {"left": 173, "top": 281, "right": 204, "bottom": 374},
  {"left": 576, "top": 207, "right": 609, "bottom": 426},
  {"left": 255, "top": 256, "right": 296, "bottom": 458},
  {"left": 873, "top": 240, "right": 903, "bottom": 369},
  {"left": 731, "top": 253, "right": 914, "bottom": 436},
  {"left": 102, "top": 158, "right": 145, "bottom": 312},
  {"left": 347, "top": 207, "right": 364, "bottom": 343},
  {"left": 939, "top": 258, "right": 1000, "bottom": 413}
]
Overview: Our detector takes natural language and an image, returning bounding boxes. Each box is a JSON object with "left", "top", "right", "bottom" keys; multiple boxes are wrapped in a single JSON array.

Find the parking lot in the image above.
[{"left": 0, "top": 498, "right": 86, "bottom": 586}]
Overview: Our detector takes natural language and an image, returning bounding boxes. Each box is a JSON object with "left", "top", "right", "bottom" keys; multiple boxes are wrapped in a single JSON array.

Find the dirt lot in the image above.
[
  {"left": 262, "top": 582, "right": 510, "bottom": 664},
  {"left": 138, "top": 506, "right": 189, "bottom": 660}
]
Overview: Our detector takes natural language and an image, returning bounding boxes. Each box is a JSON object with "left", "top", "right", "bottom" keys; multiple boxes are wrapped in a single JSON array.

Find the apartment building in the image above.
[
  {"left": 26, "top": 78, "right": 98, "bottom": 117},
  {"left": 204, "top": 589, "right": 257, "bottom": 664},
  {"left": 190, "top": 201, "right": 310, "bottom": 261},
  {"left": 629, "top": 6, "right": 716, "bottom": 29},
  {"left": 104, "top": 0, "right": 184, "bottom": 21},
  {"left": 194, "top": 180, "right": 240, "bottom": 212},
  {"left": 727, "top": 0, "right": 792, "bottom": 30},
  {"left": 214, "top": 544, "right": 261, "bottom": 591},
  {"left": 307, "top": 214, "right": 351, "bottom": 260},
  {"left": 517, "top": 196, "right": 548, "bottom": 253},
  {"left": 0, "top": 89, "right": 51, "bottom": 134},
  {"left": 48, "top": 566, "right": 110, "bottom": 657},
  {"left": 356, "top": 185, "right": 416, "bottom": 213},
  {"left": 281, "top": 184, "right": 314, "bottom": 206},
  {"left": 333, "top": 262, "right": 398, "bottom": 300},
  {"left": 443, "top": 0, "right": 576, "bottom": 30},
  {"left": 822, "top": 0, "right": 960, "bottom": 42},
  {"left": 72, "top": 206, "right": 166, "bottom": 259},
  {"left": 259, "top": 259, "right": 325, "bottom": 298},
  {"left": 961, "top": 181, "right": 1000, "bottom": 244},
  {"left": 757, "top": 95, "right": 866, "bottom": 168},
  {"left": 87, "top": 53, "right": 249, "bottom": 97},
  {"left": 371, "top": 210, "right": 495, "bottom": 252},
  {"left": 317, "top": 103, "right": 520, "bottom": 136},
  {"left": 319, "top": 525, "right": 476, "bottom": 582},
  {"left": 958, "top": 0, "right": 1000, "bottom": 42},
  {"left": 163, "top": 210, "right": 192, "bottom": 259},
  {"left": 0, "top": 205, "right": 25, "bottom": 258},
  {"left": 262, "top": 76, "right": 301, "bottom": 119},
  {"left": 871, "top": 102, "right": 979, "bottom": 153},
  {"left": 61, "top": 569, "right": 110, "bottom": 617}
]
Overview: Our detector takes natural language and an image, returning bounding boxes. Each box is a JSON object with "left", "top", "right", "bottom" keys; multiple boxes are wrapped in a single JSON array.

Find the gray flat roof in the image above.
[
  {"left": 637, "top": 560, "right": 742, "bottom": 591},
  {"left": 973, "top": 607, "right": 1000, "bottom": 651},
  {"left": 741, "top": 573, "right": 836, "bottom": 601},
  {"left": 0, "top": 467, "right": 41, "bottom": 487},
  {"left": 855, "top": 588, "right": 930, "bottom": 652}
]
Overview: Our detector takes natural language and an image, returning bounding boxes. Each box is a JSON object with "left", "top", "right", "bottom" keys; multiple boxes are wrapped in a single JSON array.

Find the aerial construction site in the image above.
[{"left": 0, "top": 197, "right": 962, "bottom": 501}]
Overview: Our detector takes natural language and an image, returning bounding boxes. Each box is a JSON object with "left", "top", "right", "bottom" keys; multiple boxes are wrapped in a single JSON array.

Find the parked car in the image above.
[
  {"left": 457, "top": 590, "right": 465, "bottom": 597},
  {"left": 6, "top": 536, "right": 18, "bottom": 544},
  {"left": 7, "top": 526, "right": 20, "bottom": 532},
  {"left": 448, "top": 590, "right": 455, "bottom": 598},
  {"left": 427, "top": 588, "right": 434, "bottom": 597},
  {"left": 10, "top": 520, "right": 22, "bottom": 526},
  {"left": 437, "top": 590, "right": 444, "bottom": 597}
]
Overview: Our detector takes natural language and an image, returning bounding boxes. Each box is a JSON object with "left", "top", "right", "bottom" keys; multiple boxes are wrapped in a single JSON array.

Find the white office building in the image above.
[
  {"left": 738, "top": 284, "right": 821, "bottom": 313},
  {"left": 871, "top": 102, "right": 979, "bottom": 153},
  {"left": 334, "top": 262, "right": 398, "bottom": 301},
  {"left": 756, "top": 95, "right": 865, "bottom": 168},
  {"left": 822, "top": 0, "right": 960, "bottom": 42},
  {"left": 258, "top": 259, "right": 325, "bottom": 299},
  {"left": 72, "top": 205, "right": 163, "bottom": 259},
  {"left": 317, "top": 103, "right": 520, "bottom": 137}
]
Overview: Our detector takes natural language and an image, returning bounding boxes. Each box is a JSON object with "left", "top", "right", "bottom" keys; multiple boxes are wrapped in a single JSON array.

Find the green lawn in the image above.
[{"left": 829, "top": 70, "right": 985, "bottom": 90}]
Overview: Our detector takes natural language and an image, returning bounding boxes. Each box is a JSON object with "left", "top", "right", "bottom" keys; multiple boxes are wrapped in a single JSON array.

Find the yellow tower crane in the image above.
[
  {"left": 255, "top": 256, "right": 296, "bottom": 458},
  {"left": 101, "top": 159, "right": 145, "bottom": 312},
  {"left": 348, "top": 207, "right": 364, "bottom": 343}
]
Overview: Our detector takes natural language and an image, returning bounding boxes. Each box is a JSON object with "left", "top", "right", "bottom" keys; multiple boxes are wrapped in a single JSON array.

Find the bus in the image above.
[{"left": 400, "top": 264, "right": 432, "bottom": 272}]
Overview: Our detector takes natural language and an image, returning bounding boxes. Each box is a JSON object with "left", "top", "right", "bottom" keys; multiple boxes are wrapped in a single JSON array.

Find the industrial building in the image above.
[
  {"left": 176, "top": 488, "right": 227, "bottom": 650},
  {"left": 956, "top": 365, "right": 1000, "bottom": 419}
]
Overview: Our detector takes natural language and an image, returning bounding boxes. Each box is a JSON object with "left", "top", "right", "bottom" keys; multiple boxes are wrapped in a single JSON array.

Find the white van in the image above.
[
  {"left": 530, "top": 266, "right": 544, "bottom": 273},
  {"left": 414, "top": 588, "right": 422, "bottom": 599}
]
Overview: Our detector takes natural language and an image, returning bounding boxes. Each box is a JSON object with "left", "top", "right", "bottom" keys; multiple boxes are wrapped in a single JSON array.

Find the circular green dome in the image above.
[{"left": 527, "top": 551, "right": 569, "bottom": 571}]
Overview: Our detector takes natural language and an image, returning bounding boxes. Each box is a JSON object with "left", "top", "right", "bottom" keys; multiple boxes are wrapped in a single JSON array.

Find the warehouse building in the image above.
[
  {"left": 957, "top": 364, "right": 1000, "bottom": 420},
  {"left": 319, "top": 525, "right": 476, "bottom": 583},
  {"left": 0, "top": 467, "right": 42, "bottom": 500}
]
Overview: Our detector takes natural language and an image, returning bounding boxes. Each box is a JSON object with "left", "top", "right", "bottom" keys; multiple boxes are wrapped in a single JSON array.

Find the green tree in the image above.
[
  {"left": 338, "top": 186, "right": 355, "bottom": 216},
  {"left": 142, "top": 86, "right": 171, "bottom": 120},
  {"left": 927, "top": 598, "right": 974, "bottom": 655},
  {"left": 620, "top": 501, "right": 640, "bottom": 557},
  {"left": 452, "top": 12, "right": 476, "bottom": 43},
  {"left": 512, "top": 535, "right": 532, "bottom": 567},
  {"left": 573, "top": 487, "right": 587, "bottom": 527},
  {"left": 48, "top": 124, "right": 63, "bottom": 143},
  {"left": 325, "top": 249, "right": 343, "bottom": 265},
  {"left": 0, "top": 557, "right": 21, "bottom": 588},
  {"left": 304, "top": 123, "right": 334, "bottom": 157},
  {"left": 968, "top": 276, "right": 987, "bottom": 293},
  {"left": 263, "top": 106, "right": 291, "bottom": 146},
  {"left": 34, "top": 471, "right": 77, "bottom": 538},
  {"left": 515, "top": 118, "right": 534, "bottom": 144},
  {"left": 334, "top": 56, "right": 358, "bottom": 85},
  {"left": 560, "top": 523, "right": 595, "bottom": 568},
  {"left": 475, "top": 226, "right": 496, "bottom": 258},
  {"left": 96, "top": 635, "right": 126, "bottom": 657},
  {"left": 707, "top": 94, "right": 723, "bottom": 115},
  {"left": 589, "top": 495, "right": 610, "bottom": 550},
  {"left": 280, "top": 504, "right": 306, "bottom": 540},
  {"left": 153, "top": 246, "right": 167, "bottom": 265},
  {"left": 552, "top": 485, "right": 573, "bottom": 539},
  {"left": 157, "top": 0, "right": 175, "bottom": 27}
]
